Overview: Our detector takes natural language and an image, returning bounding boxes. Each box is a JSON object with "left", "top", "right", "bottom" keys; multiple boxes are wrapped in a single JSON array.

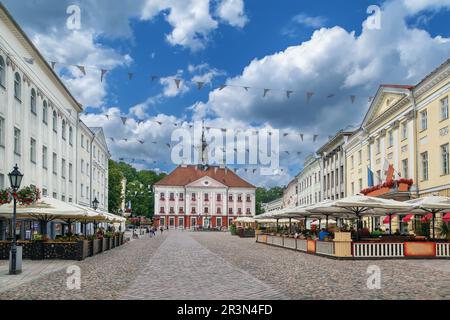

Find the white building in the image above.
[
  {"left": 154, "top": 164, "right": 256, "bottom": 230},
  {"left": 297, "top": 155, "right": 322, "bottom": 206},
  {"left": 0, "top": 4, "right": 110, "bottom": 239}
]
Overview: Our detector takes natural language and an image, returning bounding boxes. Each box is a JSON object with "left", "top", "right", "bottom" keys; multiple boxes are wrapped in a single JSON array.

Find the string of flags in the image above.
[{"left": 43, "top": 58, "right": 375, "bottom": 103}]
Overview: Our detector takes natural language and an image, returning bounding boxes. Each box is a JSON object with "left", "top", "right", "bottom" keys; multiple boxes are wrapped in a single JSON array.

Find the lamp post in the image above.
[{"left": 8, "top": 164, "right": 23, "bottom": 275}]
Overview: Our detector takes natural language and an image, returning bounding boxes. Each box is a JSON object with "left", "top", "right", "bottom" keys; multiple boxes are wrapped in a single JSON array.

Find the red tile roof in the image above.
[{"left": 155, "top": 165, "right": 256, "bottom": 188}]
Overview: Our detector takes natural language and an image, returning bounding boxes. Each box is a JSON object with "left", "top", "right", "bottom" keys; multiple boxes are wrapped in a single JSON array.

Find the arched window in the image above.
[
  {"left": 14, "top": 72, "right": 21, "bottom": 101},
  {"left": 30, "top": 88, "right": 36, "bottom": 114},
  {"left": 0, "top": 56, "right": 5, "bottom": 87},
  {"left": 62, "top": 120, "right": 66, "bottom": 140},
  {"left": 52, "top": 110, "right": 57, "bottom": 132},
  {"left": 69, "top": 126, "right": 73, "bottom": 145},
  {"left": 43, "top": 100, "right": 48, "bottom": 124}
]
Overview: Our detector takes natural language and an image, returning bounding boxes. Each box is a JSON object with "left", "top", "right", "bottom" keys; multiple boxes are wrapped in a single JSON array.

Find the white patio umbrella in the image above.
[
  {"left": 405, "top": 196, "right": 450, "bottom": 239},
  {"left": 0, "top": 196, "right": 88, "bottom": 235},
  {"left": 308, "top": 195, "right": 413, "bottom": 240}
]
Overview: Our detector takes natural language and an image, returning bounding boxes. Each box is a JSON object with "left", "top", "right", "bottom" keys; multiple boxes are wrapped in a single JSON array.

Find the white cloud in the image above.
[
  {"left": 215, "top": 0, "right": 248, "bottom": 28},
  {"left": 292, "top": 13, "right": 327, "bottom": 28}
]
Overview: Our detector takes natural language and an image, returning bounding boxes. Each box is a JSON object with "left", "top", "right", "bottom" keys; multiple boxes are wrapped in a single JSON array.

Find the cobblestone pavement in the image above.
[
  {"left": 192, "top": 233, "right": 450, "bottom": 300},
  {"left": 120, "top": 232, "right": 287, "bottom": 300},
  {"left": 1, "top": 231, "right": 450, "bottom": 300}
]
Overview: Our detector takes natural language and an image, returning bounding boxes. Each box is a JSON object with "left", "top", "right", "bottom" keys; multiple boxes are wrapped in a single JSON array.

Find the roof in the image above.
[
  {"left": 154, "top": 165, "right": 256, "bottom": 188},
  {"left": 0, "top": 3, "right": 82, "bottom": 112}
]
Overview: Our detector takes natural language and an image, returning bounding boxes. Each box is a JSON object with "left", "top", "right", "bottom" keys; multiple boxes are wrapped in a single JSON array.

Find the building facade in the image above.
[
  {"left": 154, "top": 165, "right": 256, "bottom": 230},
  {"left": 297, "top": 155, "right": 322, "bottom": 206},
  {"left": 0, "top": 4, "right": 110, "bottom": 239},
  {"left": 317, "top": 131, "right": 353, "bottom": 201},
  {"left": 345, "top": 60, "right": 450, "bottom": 232}
]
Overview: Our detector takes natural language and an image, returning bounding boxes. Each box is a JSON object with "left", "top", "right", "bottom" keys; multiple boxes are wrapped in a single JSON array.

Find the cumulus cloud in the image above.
[{"left": 215, "top": 0, "right": 248, "bottom": 28}]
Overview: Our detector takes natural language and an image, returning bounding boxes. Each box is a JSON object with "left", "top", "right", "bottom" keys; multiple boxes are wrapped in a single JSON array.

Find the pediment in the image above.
[{"left": 187, "top": 176, "right": 227, "bottom": 188}]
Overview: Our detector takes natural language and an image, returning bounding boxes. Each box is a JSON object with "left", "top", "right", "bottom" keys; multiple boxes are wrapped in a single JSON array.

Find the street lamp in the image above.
[{"left": 8, "top": 164, "right": 23, "bottom": 275}]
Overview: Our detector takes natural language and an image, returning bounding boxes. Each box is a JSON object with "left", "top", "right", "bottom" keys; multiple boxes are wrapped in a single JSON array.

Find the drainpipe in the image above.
[{"left": 409, "top": 90, "right": 420, "bottom": 199}]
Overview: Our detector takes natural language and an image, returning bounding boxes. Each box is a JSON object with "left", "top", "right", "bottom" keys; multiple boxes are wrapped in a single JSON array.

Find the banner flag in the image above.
[
  {"left": 101, "top": 69, "right": 108, "bottom": 82},
  {"left": 77, "top": 65, "right": 86, "bottom": 76}
]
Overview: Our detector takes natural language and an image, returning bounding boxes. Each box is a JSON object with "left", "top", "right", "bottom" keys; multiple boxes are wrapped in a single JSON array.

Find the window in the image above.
[
  {"left": 30, "top": 89, "right": 36, "bottom": 114},
  {"left": 61, "top": 159, "right": 66, "bottom": 179},
  {"left": 14, "top": 127, "right": 21, "bottom": 155},
  {"left": 420, "top": 110, "right": 427, "bottom": 131},
  {"left": 388, "top": 131, "right": 393, "bottom": 147},
  {"left": 441, "top": 97, "right": 449, "bottom": 121},
  {"left": 14, "top": 72, "right": 21, "bottom": 101},
  {"left": 401, "top": 122, "right": 408, "bottom": 140},
  {"left": 69, "top": 163, "right": 73, "bottom": 182},
  {"left": 402, "top": 159, "right": 409, "bottom": 179},
  {"left": 52, "top": 153, "right": 57, "bottom": 175},
  {"left": 0, "top": 56, "right": 5, "bottom": 87},
  {"left": 0, "top": 116, "right": 4, "bottom": 146},
  {"left": 52, "top": 111, "right": 57, "bottom": 133},
  {"left": 442, "top": 144, "right": 449, "bottom": 176},
  {"left": 421, "top": 152, "right": 428, "bottom": 181},
  {"left": 30, "top": 138, "right": 36, "bottom": 163},
  {"left": 42, "top": 146, "right": 48, "bottom": 169},
  {"left": 69, "top": 127, "right": 73, "bottom": 145},
  {"left": 42, "top": 101, "right": 48, "bottom": 124},
  {"left": 62, "top": 120, "right": 66, "bottom": 140}
]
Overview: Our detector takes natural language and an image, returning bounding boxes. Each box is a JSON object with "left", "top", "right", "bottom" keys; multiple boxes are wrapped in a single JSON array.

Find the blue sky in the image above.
[{"left": 4, "top": 0, "right": 450, "bottom": 187}]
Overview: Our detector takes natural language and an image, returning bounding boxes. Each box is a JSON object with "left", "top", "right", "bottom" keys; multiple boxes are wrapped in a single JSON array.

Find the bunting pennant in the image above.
[
  {"left": 286, "top": 90, "right": 293, "bottom": 99},
  {"left": 313, "top": 134, "right": 319, "bottom": 142},
  {"left": 263, "top": 89, "right": 270, "bottom": 97},
  {"left": 77, "top": 65, "right": 86, "bottom": 76},
  {"left": 101, "top": 69, "right": 108, "bottom": 82},
  {"left": 174, "top": 79, "right": 181, "bottom": 89},
  {"left": 197, "top": 82, "right": 205, "bottom": 90},
  {"left": 306, "top": 92, "right": 314, "bottom": 104},
  {"left": 350, "top": 95, "right": 356, "bottom": 104},
  {"left": 121, "top": 117, "right": 127, "bottom": 125}
]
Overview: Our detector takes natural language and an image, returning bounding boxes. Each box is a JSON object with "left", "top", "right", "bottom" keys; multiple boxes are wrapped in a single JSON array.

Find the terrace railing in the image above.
[{"left": 353, "top": 242, "right": 404, "bottom": 258}]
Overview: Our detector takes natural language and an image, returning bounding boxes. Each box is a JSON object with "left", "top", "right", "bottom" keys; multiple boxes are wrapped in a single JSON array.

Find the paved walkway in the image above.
[{"left": 120, "top": 232, "right": 286, "bottom": 300}]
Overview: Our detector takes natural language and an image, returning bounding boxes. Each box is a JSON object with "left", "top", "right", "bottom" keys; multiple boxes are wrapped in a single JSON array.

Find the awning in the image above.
[
  {"left": 421, "top": 213, "right": 433, "bottom": 222},
  {"left": 443, "top": 213, "right": 450, "bottom": 222},
  {"left": 383, "top": 214, "right": 395, "bottom": 224},
  {"left": 402, "top": 214, "right": 414, "bottom": 223}
]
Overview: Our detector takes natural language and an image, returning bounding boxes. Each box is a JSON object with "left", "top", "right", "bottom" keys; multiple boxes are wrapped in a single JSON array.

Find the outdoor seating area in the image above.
[
  {"left": 255, "top": 195, "right": 450, "bottom": 259},
  {"left": 0, "top": 196, "right": 127, "bottom": 261}
]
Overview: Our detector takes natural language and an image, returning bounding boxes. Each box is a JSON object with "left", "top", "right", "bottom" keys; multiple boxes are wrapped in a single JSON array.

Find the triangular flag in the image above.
[
  {"left": 306, "top": 92, "right": 314, "bottom": 104},
  {"left": 350, "top": 95, "right": 356, "bottom": 104},
  {"left": 121, "top": 117, "right": 127, "bottom": 125},
  {"left": 263, "top": 89, "right": 270, "bottom": 97},
  {"left": 197, "top": 82, "right": 204, "bottom": 90},
  {"left": 77, "top": 65, "right": 86, "bottom": 76},
  {"left": 128, "top": 73, "right": 134, "bottom": 80},
  {"left": 313, "top": 134, "right": 319, "bottom": 142},
  {"left": 174, "top": 79, "right": 181, "bottom": 89},
  {"left": 286, "top": 91, "right": 293, "bottom": 98},
  {"left": 101, "top": 69, "right": 108, "bottom": 82},
  {"left": 50, "top": 61, "right": 56, "bottom": 69},
  {"left": 24, "top": 57, "right": 34, "bottom": 65},
  {"left": 219, "top": 85, "right": 227, "bottom": 91}
]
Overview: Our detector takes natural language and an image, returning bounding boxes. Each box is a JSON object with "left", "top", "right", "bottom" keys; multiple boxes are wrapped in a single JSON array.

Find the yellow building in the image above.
[{"left": 344, "top": 59, "right": 450, "bottom": 234}]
